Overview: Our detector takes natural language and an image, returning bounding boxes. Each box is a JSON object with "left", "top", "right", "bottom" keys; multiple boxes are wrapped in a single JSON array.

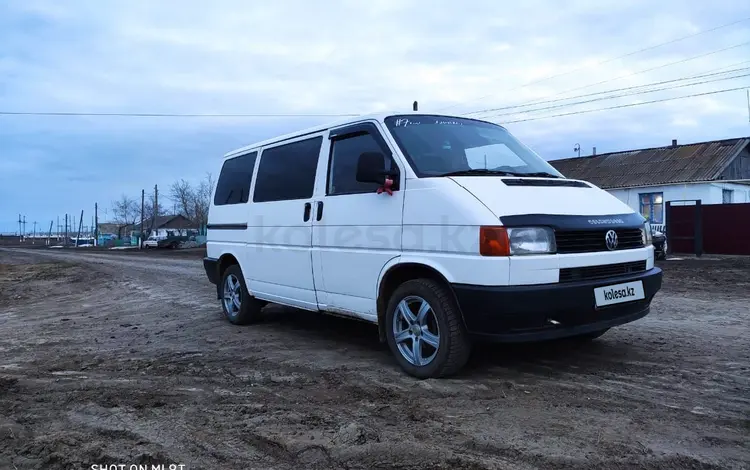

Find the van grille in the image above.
[
  {"left": 559, "top": 260, "right": 647, "bottom": 283},
  {"left": 555, "top": 228, "right": 644, "bottom": 254}
]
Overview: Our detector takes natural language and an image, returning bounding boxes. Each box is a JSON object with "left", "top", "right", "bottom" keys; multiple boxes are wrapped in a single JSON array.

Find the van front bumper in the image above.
[{"left": 452, "top": 267, "right": 662, "bottom": 342}]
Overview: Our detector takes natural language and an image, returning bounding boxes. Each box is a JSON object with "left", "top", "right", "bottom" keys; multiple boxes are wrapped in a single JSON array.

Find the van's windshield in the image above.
[{"left": 384, "top": 115, "right": 564, "bottom": 179}]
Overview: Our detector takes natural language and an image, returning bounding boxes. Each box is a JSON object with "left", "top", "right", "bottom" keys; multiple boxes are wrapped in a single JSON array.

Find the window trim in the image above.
[
  {"left": 252, "top": 135, "right": 324, "bottom": 203},
  {"left": 213, "top": 150, "right": 258, "bottom": 206},
  {"left": 639, "top": 192, "right": 664, "bottom": 224},
  {"left": 325, "top": 123, "right": 401, "bottom": 197}
]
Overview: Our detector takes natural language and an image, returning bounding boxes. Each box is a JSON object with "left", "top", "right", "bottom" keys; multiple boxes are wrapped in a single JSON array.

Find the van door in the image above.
[
  {"left": 311, "top": 122, "right": 404, "bottom": 321},
  {"left": 245, "top": 135, "right": 323, "bottom": 310}
]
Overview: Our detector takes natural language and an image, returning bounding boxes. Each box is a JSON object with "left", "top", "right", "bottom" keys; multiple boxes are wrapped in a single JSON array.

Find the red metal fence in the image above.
[{"left": 667, "top": 202, "right": 750, "bottom": 255}]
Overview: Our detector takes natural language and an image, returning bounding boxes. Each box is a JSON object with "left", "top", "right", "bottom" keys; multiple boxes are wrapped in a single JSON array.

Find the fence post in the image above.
[
  {"left": 694, "top": 200, "right": 703, "bottom": 257},
  {"left": 665, "top": 201, "right": 672, "bottom": 255}
]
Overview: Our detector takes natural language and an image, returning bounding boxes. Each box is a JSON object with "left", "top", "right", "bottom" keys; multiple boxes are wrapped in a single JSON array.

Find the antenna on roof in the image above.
[{"left": 413, "top": 101, "right": 418, "bottom": 112}]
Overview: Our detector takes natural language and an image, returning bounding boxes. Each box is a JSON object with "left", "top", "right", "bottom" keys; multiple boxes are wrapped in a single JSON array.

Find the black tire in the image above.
[
  {"left": 568, "top": 328, "right": 609, "bottom": 342},
  {"left": 219, "top": 264, "right": 263, "bottom": 325},
  {"left": 385, "top": 278, "right": 472, "bottom": 379}
]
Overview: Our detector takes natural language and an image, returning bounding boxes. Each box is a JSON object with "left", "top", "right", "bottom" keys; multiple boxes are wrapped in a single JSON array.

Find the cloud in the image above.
[{"left": 1, "top": 0, "right": 749, "bottom": 231}]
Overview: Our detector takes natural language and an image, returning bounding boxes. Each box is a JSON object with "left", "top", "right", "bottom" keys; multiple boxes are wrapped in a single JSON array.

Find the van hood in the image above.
[{"left": 449, "top": 176, "right": 635, "bottom": 218}]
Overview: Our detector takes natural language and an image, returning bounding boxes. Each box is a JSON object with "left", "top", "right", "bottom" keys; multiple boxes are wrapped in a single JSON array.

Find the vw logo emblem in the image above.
[{"left": 605, "top": 230, "right": 619, "bottom": 251}]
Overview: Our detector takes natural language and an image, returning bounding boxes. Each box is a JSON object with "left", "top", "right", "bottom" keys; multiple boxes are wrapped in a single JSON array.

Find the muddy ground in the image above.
[{"left": 0, "top": 248, "right": 748, "bottom": 470}]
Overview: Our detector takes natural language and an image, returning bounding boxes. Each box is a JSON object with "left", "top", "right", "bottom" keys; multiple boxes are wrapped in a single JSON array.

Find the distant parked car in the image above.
[
  {"left": 652, "top": 229, "right": 667, "bottom": 260},
  {"left": 144, "top": 232, "right": 187, "bottom": 249}
]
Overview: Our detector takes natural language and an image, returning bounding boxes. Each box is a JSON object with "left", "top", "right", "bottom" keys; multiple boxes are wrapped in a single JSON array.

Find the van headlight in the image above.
[
  {"left": 507, "top": 227, "right": 556, "bottom": 255},
  {"left": 641, "top": 222, "right": 652, "bottom": 245}
]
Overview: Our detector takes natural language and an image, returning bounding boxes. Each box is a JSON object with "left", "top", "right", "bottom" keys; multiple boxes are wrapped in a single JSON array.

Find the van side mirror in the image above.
[{"left": 356, "top": 152, "right": 388, "bottom": 184}]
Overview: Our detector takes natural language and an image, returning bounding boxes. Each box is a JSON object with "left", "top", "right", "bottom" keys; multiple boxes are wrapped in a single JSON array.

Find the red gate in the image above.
[{"left": 667, "top": 201, "right": 750, "bottom": 255}]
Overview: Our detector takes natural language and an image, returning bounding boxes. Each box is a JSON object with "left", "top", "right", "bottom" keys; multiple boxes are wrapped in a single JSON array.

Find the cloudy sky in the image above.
[{"left": 1, "top": 0, "right": 749, "bottom": 233}]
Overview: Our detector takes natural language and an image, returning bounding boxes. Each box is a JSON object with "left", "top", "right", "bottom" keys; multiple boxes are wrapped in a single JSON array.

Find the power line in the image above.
[
  {"left": 495, "top": 86, "right": 748, "bottom": 124},
  {"left": 481, "top": 72, "right": 750, "bottom": 120},
  {"left": 468, "top": 41, "right": 750, "bottom": 118},
  {"left": 467, "top": 65, "right": 750, "bottom": 116},
  {"left": 0, "top": 111, "right": 360, "bottom": 118},
  {"left": 437, "top": 16, "right": 750, "bottom": 112}
]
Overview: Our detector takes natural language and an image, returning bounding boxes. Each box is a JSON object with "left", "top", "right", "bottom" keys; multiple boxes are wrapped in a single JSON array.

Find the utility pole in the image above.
[
  {"left": 18, "top": 214, "right": 22, "bottom": 242},
  {"left": 57, "top": 216, "right": 60, "bottom": 240},
  {"left": 32, "top": 221, "right": 37, "bottom": 244},
  {"left": 47, "top": 221, "right": 53, "bottom": 246},
  {"left": 64, "top": 214, "right": 68, "bottom": 247},
  {"left": 22, "top": 216, "right": 26, "bottom": 239},
  {"left": 94, "top": 203, "right": 98, "bottom": 246},
  {"left": 76, "top": 210, "right": 84, "bottom": 248},
  {"left": 154, "top": 184, "right": 159, "bottom": 222},
  {"left": 140, "top": 189, "right": 145, "bottom": 249}
]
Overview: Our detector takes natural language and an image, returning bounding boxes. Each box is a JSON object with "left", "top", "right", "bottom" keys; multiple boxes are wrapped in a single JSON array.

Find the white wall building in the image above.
[{"left": 550, "top": 137, "right": 750, "bottom": 230}]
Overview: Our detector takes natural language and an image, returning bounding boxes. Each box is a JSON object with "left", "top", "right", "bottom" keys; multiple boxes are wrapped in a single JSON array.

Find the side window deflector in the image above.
[{"left": 329, "top": 122, "right": 393, "bottom": 157}]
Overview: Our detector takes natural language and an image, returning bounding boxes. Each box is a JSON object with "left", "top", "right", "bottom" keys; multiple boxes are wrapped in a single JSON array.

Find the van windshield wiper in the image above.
[
  {"left": 440, "top": 169, "right": 562, "bottom": 178},
  {"left": 439, "top": 169, "right": 516, "bottom": 177},
  {"left": 520, "top": 171, "right": 561, "bottom": 178}
]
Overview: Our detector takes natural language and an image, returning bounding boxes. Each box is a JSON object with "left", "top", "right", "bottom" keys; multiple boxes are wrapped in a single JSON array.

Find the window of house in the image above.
[
  {"left": 213, "top": 151, "right": 258, "bottom": 206},
  {"left": 722, "top": 189, "right": 733, "bottom": 204},
  {"left": 253, "top": 136, "right": 323, "bottom": 203},
  {"left": 639, "top": 192, "right": 664, "bottom": 224},
  {"left": 328, "top": 133, "right": 399, "bottom": 196}
]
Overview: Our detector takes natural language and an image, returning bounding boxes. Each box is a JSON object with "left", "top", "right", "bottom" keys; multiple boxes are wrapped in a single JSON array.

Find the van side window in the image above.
[
  {"left": 213, "top": 151, "right": 258, "bottom": 205},
  {"left": 328, "top": 133, "right": 398, "bottom": 196},
  {"left": 253, "top": 136, "right": 323, "bottom": 203}
]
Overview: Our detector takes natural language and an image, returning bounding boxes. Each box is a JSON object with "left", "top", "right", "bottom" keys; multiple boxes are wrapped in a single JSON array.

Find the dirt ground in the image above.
[{"left": 0, "top": 249, "right": 748, "bottom": 470}]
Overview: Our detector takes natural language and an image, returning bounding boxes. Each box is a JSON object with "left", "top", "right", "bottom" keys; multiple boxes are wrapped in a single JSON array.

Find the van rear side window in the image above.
[
  {"left": 253, "top": 136, "right": 323, "bottom": 203},
  {"left": 213, "top": 151, "right": 258, "bottom": 206}
]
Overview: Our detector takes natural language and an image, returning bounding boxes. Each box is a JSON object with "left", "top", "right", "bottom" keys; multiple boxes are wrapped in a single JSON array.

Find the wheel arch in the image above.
[
  {"left": 376, "top": 258, "right": 464, "bottom": 343},
  {"left": 215, "top": 252, "right": 241, "bottom": 299}
]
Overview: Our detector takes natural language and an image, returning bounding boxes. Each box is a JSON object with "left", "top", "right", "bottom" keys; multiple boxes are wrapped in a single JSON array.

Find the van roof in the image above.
[{"left": 222, "top": 111, "right": 503, "bottom": 159}]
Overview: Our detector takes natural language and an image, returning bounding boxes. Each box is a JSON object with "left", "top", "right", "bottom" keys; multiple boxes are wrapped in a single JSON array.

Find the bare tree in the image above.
[
  {"left": 194, "top": 172, "right": 215, "bottom": 226},
  {"left": 170, "top": 179, "right": 194, "bottom": 219},
  {"left": 144, "top": 193, "right": 165, "bottom": 222},
  {"left": 168, "top": 173, "right": 214, "bottom": 226},
  {"left": 111, "top": 194, "right": 138, "bottom": 226}
]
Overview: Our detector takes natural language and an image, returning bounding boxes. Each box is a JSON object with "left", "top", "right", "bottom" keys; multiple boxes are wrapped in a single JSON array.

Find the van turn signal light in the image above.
[{"left": 479, "top": 226, "right": 510, "bottom": 256}]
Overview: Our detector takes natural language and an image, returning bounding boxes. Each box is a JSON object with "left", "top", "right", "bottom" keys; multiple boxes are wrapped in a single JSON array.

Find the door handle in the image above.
[
  {"left": 303, "top": 202, "right": 311, "bottom": 222},
  {"left": 316, "top": 201, "right": 324, "bottom": 221}
]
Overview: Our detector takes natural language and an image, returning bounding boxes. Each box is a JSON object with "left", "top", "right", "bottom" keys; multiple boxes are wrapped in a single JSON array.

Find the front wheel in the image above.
[{"left": 385, "top": 279, "right": 472, "bottom": 379}]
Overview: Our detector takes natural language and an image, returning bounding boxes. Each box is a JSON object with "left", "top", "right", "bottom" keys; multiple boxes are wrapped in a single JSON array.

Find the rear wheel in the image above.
[
  {"left": 385, "top": 279, "right": 471, "bottom": 379},
  {"left": 220, "top": 264, "right": 263, "bottom": 325}
]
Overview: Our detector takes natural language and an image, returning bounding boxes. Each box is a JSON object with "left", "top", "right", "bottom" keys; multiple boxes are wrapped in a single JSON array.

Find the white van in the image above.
[{"left": 203, "top": 113, "right": 662, "bottom": 378}]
